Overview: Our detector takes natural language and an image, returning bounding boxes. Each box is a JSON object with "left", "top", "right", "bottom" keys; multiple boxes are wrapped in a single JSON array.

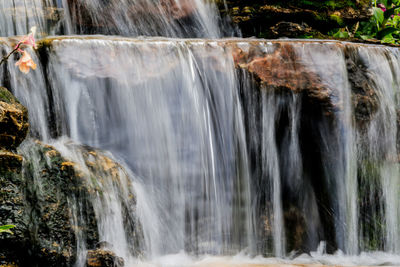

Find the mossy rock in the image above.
[
  {"left": 0, "top": 139, "right": 141, "bottom": 266},
  {"left": 0, "top": 87, "right": 20, "bottom": 105}
]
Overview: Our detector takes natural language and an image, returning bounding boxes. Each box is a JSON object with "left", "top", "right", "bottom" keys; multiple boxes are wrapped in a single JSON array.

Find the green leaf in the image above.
[
  {"left": 0, "top": 224, "right": 15, "bottom": 234},
  {"left": 373, "top": 7, "right": 385, "bottom": 24},
  {"left": 360, "top": 35, "right": 374, "bottom": 40},
  {"left": 377, "top": 26, "right": 398, "bottom": 39},
  {"left": 383, "top": 0, "right": 394, "bottom": 6},
  {"left": 333, "top": 29, "right": 349, "bottom": 38}
]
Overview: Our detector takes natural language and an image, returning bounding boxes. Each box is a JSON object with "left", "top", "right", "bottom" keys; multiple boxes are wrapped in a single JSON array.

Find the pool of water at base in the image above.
[{"left": 128, "top": 249, "right": 400, "bottom": 267}]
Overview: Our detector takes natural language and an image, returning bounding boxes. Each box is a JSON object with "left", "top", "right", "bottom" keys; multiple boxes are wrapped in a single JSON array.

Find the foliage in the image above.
[
  {"left": 0, "top": 224, "right": 15, "bottom": 234},
  {"left": 332, "top": 0, "right": 400, "bottom": 44}
]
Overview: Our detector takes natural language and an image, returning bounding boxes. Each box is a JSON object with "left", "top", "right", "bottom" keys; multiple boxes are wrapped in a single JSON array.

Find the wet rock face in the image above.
[
  {"left": 0, "top": 88, "right": 140, "bottom": 266},
  {"left": 0, "top": 87, "right": 29, "bottom": 150},
  {"left": 231, "top": 42, "right": 335, "bottom": 113},
  {"left": 234, "top": 40, "right": 388, "bottom": 253},
  {"left": 0, "top": 139, "right": 140, "bottom": 267},
  {"left": 0, "top": 140, "right": 96, "bottom": 266},
  {"left": 231, "top": 41, "right": 383, "bottom": 122},
  {"left": 283, "top": 205, "right": 307, "bottom": 252},
  {"left": 344, "top": 47, "right": 379, "bottom": 126}
]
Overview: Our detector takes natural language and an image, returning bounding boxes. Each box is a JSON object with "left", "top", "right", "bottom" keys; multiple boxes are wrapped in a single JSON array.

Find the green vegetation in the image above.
[
  {"left": 0, "top": 225, "right": 15, "bottom": 234},
  {"left": 0, "top": 87, "right": 18, "bottom": 104},
  {"left": 332, "top": 0, "right": 400, "bottom": 44}
]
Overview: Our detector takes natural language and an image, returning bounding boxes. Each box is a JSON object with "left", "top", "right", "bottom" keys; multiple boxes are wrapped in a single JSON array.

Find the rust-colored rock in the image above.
[{"left": 232, "top": 42, "right": 334, "bottom": 112}]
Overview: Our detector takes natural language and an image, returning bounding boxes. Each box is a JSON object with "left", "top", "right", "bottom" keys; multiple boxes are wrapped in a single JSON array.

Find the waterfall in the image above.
[
  {"left": 355, "top": 46, "right": 400, "bottom": 253},
  {"left": 1, "top": 0, "right": 400, "bottom": 266},
  {"left": 5, "top": 37, "right": 257, "bottom": 261},
  {"left": 0, "top": 0, "right": 223, "bottom": 37}
]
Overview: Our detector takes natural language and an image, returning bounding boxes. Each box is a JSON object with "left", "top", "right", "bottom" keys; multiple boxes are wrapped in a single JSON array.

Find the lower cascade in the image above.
[{"left": 1, "top": 36, "right": 400, "bottom": 266}]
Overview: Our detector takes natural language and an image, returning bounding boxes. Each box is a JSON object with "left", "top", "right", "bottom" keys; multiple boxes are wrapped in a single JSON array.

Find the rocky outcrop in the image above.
[
  {"left": 0, "top": 88, "right": 140, "bottom": 266},
  {"left": 0, "top": 87, "right": 27, "bottom": 175},
  {"left": 231, "top": 41, "right": 337, "bottom": 114},
  {"left": 0, "top": 138, "right": 141, "bottom": 266},
  {"left": 229, "top": 40, "right": 381, "bottom": 121},
  {"left": 0, "top": 87, "right": 28, "bottom": 150},
  {"left": 0, "top": 139, "right": 141, "bottom": 266},
  {"left": 218, "top": 0, "right": 371, "bottom": 38}
]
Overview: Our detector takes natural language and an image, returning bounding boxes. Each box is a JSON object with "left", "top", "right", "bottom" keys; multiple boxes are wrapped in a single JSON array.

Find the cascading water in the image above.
[
  {"left": 1, "top": 0, "right": 400, "bottom": 266},
  {"left": 0, "top": 0, "right": 223, "bottom": 38}
]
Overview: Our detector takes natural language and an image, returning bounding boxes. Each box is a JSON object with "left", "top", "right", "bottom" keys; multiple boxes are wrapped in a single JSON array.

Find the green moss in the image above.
[
  {"left": 0, "top": 87, "right": 18, "bottom": 104},
  {"left": 330, "top": 14, "right": 345, "bottom": 26}
]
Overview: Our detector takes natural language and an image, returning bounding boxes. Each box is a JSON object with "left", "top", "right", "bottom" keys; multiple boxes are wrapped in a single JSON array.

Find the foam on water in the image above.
[{"left": 129, "top": 248, "right": 400, "bottom": 267}]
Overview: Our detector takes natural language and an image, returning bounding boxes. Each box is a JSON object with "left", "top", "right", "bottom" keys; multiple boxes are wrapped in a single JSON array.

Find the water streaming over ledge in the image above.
[
  {"left": 0, "top": 0, "right": 224, "bottom": 37},
  {"left": 1, "top": 37, "right": 400, "bottom": 265},
  {"left": 1, "top": 0, "right": 400, "bottom": 266}
]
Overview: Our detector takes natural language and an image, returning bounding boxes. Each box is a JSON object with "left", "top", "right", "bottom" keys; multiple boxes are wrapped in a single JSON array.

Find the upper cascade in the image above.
[{"left": 0, "top": 0, "right": 224, "bottom": 38}]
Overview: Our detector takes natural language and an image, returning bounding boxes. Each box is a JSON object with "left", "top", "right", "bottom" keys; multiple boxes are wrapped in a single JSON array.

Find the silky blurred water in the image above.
[
  {"left": 0, "top": 0, "right": 223, "bottom": 37},
  {"left": 1, "top": 0, "right": 400, "bottom": 264},
  {"left": 3, "top": 38, "right": 400, "bottom": 266}
]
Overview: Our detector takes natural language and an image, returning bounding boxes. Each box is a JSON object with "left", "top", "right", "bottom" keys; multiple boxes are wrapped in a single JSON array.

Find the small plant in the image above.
[
  {"left": 0, "top": 27, "right": 37, "bottom": 73},
  {"left": 358, "top": 0, "right": 400, "bottom": 43},
  {"left": 331, "top": 0, "right": 400, "bottom": 44},
  {"left": 0, "top": 225, "right": 15, "bottom": 234}
]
